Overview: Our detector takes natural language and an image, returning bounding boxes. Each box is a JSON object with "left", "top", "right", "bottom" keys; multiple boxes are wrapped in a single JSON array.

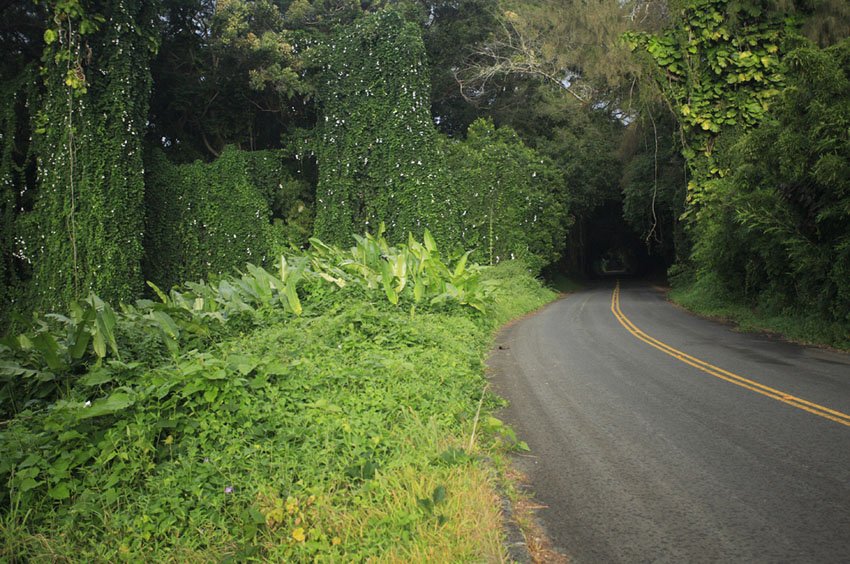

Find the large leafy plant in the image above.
[{"left": 1, "top": 230, "right": 491, "bottom": 419}]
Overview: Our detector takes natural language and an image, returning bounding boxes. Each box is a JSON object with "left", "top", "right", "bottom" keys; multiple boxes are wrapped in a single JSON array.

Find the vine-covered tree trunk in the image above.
[
  {"left": 313, "top": 11, "right": 451, "bottom": 247},
  {"left": 25, "top": 0, "right": 159, "bottom": 311}
]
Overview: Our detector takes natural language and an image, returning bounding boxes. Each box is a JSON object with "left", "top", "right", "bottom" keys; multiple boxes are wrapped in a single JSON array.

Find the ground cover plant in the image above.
[
  {"left": 0, "top": 230, "right": 555, "bottom": 561},
  {"left": 668, "top": 274, "right": 850, "bottom": 351}
]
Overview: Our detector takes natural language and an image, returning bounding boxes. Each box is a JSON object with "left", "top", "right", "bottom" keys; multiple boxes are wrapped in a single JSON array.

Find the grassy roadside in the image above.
[
  {"left": 542, "top": 271, "right": 583, "bottom": 296},
  {"left": 669, "top": 278, "right": 850, "bottom": 351},
  {"left": 0, "top": 236, "right": 556, "bottom": 562}
]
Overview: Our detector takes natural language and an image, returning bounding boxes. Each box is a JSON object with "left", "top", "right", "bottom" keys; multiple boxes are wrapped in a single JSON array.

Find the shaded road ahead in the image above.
[{"left": 489, "top": 282, "right": 850, "bottom": 562}]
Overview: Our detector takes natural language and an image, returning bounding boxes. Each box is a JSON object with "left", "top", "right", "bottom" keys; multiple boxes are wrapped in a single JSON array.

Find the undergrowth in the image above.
[
  {"left": 669, "top": 274, "right": 850, "bottom": 351},
  {"left": 0, "top": 230, "right": 556, "bottom": 561}
]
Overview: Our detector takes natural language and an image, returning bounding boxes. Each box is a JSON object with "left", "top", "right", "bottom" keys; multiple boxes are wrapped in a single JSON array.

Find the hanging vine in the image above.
[
  {"left": 143, "top": 147, "right": 280, "bottom": 290},
  {"left": 624, "top": 0, "right": 797, "bottom": 213},
  {"left": 0, "top": 69, "right": 39, "bottom": 324},
  {"left": 56, "top": 10, "right": 86, "bottom": 295}
]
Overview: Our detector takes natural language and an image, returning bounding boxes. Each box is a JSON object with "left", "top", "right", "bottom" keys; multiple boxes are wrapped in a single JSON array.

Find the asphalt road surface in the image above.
[{"left": 489, "top": 281, "right": 850, "bottom": 563}]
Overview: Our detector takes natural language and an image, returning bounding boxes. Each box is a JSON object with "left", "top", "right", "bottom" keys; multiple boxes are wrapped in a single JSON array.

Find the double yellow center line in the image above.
[{"left": 611, "top": 282, "right": 850, "bottom": 428}]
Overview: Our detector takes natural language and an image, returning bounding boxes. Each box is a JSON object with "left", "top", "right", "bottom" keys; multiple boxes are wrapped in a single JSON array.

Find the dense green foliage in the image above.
[
  {"left": 624, "top": 0, "right": 795, "bottom": 209},
  {"left": 313, "top": 11, "right": 448, "bottom": 246},
  {"left": 0, "top": 233, "right": 554, "bottom": 560},
  {"left": 2, "top": 0, "right": 850, "bottom": 559},
  {"left": 625, "top": 0, "right": 850, "bottom": 337},
  {"left": 685, "top": 38, "right": 850, "bottom": 327},
  {"left": 5, "top": 0, "right": 850, "bottom": 560},
  {"left": 517, "top": 94, "right": 626, "bottom": 271},
  {"left": 0, "top": 69, "right": 38, "bottom": 326},
  {"left": 149, "top": 0, "right": 313, "bottom": 160},
  {"left": 0, "top": 2, "right": 578, "bottom": 322},
  {"left": 443, "top": 119, "right": 568, "bottom": 269},
  {"left": 308, "top": 11, "right": 570, "bottom": 265},
  {"left": 243, "top": 149, "right": 315, "bottom": 249},
  {"left": 144, "top": 147, "right": 312, "bottom": 290},
  {"left": 21, "top": 0, "right": 159, "bottom": 313}
]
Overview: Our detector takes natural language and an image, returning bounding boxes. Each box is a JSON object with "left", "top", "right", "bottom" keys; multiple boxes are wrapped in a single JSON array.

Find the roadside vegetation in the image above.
[
  {"left": 0, "top": 232, "right": 555, "bottom": 560},
  {"left": 669, "top": 277, "right": 850, "bottom": 351},
  {"left": 662, "top": 36, "right": 850, "bottom": 351},
  {"left": 627, "top": 9, "right": 850, "bottom": 347}
]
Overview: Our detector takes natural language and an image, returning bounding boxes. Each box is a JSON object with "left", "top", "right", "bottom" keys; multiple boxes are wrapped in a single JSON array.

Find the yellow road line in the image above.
[{"left": 611, "top": 282, "right": 850, "bottom": 428}]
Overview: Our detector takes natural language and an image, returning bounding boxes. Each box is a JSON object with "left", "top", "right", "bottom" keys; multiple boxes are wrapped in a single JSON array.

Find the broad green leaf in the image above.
[
  {"left": 79, "top": 367, "right": 114, "bottom": 387},
  {"left": 78, "top": 392, "right": 135, "bottom": 419},
  {"left": 17, "top": 334, "right": 33, "bottom": 350},
  {"left": 68, "top": 305, "right": 95, "bottom": 361},
  {"left": 92, "top": 330, "right": 106, "bottom": 359},
  {"left": 18, "top": 477, "right": 41, "bottom": 492},
  {"left": 204, "top": 387, "right": 219, "bottom": 403},
  {"left": 413, "top": 278, "right": 425, "bottom": 303},
  {"left": 453, "top": 251, "right": 471, "bottom": 279},
  {"left": 0, "top": 361, "right": 37, "bottom": 377},
  {"left": 392, "top": 254, "right": 407, "bottom": 293},
  {"left": 423, "top": 229, "right": 437, "bottom": 252},
  {"left": 228, "top": 355, "right": 258, "bottom": 376},
  {"left": 31, "top": 332, "right": 63, "bottom": 371},
  {"left": 202, "top": 369, "right": 228, "bottom": 380},
  {"left": 94, "top": 301, "right": 120, "bottom": 358},
  {"left": 48, "top": 483, "right": 70, "bottom": 500},
  {"left": 182, "top": 380, "right": 205, "bottom": 396},
  {"left": 58, "top": 430, "right": 85, "bottom": 442},
  {"left": 381, "top": 261, "right": 399, "bottom": 305},
  {"left": 284, "top": 278, "right": 302, "bottom": 316},
  {"left": 150, "top": 311, "right": 179, "bottom": 339},
  {"left": 146, "top": 281, "right": 169, "bottom": 303}
]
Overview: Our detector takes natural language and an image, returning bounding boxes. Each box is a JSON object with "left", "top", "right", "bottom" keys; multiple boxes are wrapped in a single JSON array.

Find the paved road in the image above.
[{"left": 488, "top": 281, "right": 850, "bottom": 562}]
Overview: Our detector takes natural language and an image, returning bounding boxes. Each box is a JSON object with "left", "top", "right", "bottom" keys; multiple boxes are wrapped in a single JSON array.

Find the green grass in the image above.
[
  {"left": 485, "top": 261, "right": 561, "bottom": 326},
  {"left": 0, "top": 242, "right": 556, "bottom": 562},
  {"left": 669, "top": 276, "right": 850, "bottom": 351}
]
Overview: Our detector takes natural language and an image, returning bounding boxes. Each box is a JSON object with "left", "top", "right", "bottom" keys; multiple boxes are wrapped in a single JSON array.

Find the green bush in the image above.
[
  {"left": 143, "top": 147, "right": 294, "bottom": 289},
  {"left": 242, "top": 150, "right": 314, "bottom": 249},
  {"left": 441, "top": 119, "right": 569, "bottom": 271},
  {"left": 313, "top": 11, "right": 452, "bottom": 247},
  {"left": 687, "top": 38, "right": 850, "bottom": 325}
]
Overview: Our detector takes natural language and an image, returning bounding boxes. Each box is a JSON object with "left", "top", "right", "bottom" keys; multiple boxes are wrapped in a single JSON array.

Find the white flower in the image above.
[{"left": 84, "top": 400, "right": 92, "bottom": 407}]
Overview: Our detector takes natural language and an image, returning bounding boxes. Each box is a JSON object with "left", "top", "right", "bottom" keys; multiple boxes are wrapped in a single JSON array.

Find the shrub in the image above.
[
  {"left": 441, "top": 119, "right": 569, "bottom": 271},
  {"left": 144, "top": 147, "right": 279, "bottom": 289}
]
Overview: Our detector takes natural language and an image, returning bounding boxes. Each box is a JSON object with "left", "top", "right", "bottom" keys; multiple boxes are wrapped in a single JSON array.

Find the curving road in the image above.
[{"left": 489, "top": 281, "right": 850, "bottom": 562}]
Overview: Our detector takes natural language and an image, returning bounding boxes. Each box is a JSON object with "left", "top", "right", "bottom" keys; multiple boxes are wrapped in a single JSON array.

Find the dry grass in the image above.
[{"left": 501, "top": 467, "right": 569, "bottom": 564}]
